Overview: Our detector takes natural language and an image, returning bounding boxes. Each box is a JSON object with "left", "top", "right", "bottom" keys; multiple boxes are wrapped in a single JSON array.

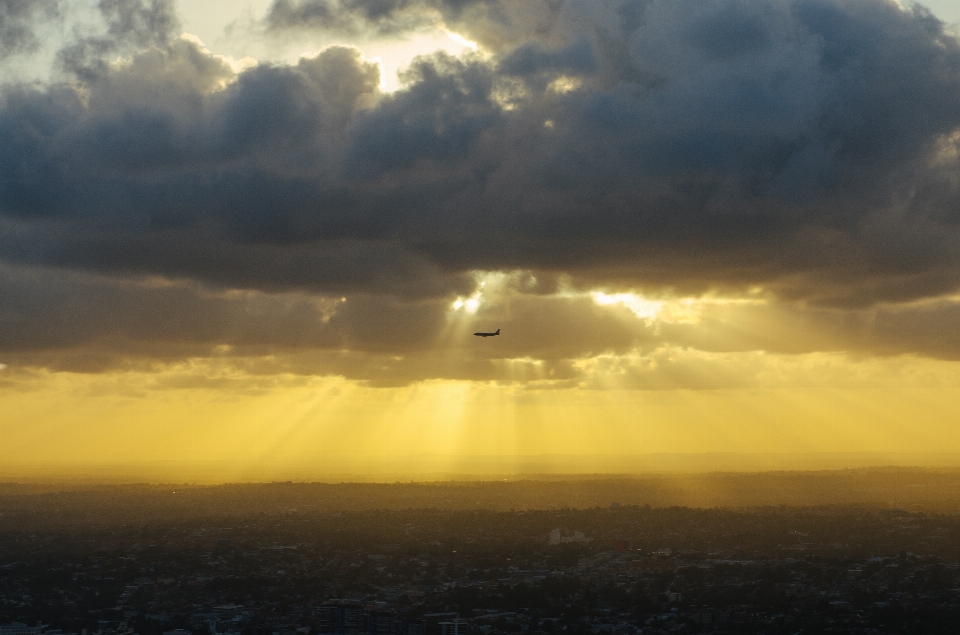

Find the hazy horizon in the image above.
[{"left": 7, "top": 453, "right": 960, "bottom": 485}]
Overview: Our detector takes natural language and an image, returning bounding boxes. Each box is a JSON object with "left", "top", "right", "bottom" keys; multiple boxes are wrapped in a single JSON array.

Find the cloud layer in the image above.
[
  {"left": 0, "top": 0, "right": 60, "bottom": 61},
  {"left": 3, "top": 0, "right": 960, "bottom": 385}
]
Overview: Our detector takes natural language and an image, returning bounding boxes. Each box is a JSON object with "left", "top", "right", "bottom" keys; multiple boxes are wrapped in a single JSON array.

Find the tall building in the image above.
[
  {"left": 316, "top": 606, "right": 343, "bottom": 634},
  {"left": 368, "top": 612, "right": 395, "bottom": 635},
  {"left": 392, "top": 620, "right": 424, "bottom": 635},
  {"left": 436, "top": 622, "right": 467, "bottom": 635},
  {"left": 342, "top": 606, "right": 364, "bottom": 634},
  {"left": 422, "top": 613, "right": 458, "bottom": 635}
]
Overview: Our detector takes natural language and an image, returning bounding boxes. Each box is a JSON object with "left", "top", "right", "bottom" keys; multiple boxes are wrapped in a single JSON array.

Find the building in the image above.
[
  {"left": 422, "top": 613, "right": 458, "bottom": 635},
  {"left": 1, "top": 624, "right": 43, "bottom": 635},
  {"left": 548, "top": 529, "right": 590, "bottom": 545},
  {"left": 316, "top": 606, "right": 343, "bottom": 634}
]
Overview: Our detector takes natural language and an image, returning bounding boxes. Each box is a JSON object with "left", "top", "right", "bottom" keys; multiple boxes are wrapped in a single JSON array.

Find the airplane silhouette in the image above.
[{"left": 474, "top": 328, "right": 500, "bottom": 337}]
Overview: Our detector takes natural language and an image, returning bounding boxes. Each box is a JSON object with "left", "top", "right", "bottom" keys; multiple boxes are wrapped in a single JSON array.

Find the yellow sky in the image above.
[
  {"left": 6, "top": 269, "right": 960, "bottom": 478},
  {"left": 6, "top": 297, "right": 960, "bottom": 479}
]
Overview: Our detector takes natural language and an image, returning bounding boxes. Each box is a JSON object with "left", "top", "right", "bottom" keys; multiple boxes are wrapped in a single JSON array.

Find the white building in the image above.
[{"left": 548, "top": 529, "right": 590, "bottom": 545}]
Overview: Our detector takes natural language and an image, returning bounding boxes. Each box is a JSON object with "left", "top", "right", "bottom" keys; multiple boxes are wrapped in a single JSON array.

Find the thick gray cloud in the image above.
[
  {"left": 3, "top": 0, "right": 960, "bottom": 380},
  {"left": 9, "top": 262, "right": 960, "bottom": 388},
  {"left": 0, "top": 0, "right": 59, "bottom": 60},
  {"left": 263, "top": 0, "right": 569, "bottom": 50},
  {"left": 56, "top": 0, "right": 181, "bottom": 80},
  {"left": 266, "top": 0, "right": 434, "bottom": 35}
]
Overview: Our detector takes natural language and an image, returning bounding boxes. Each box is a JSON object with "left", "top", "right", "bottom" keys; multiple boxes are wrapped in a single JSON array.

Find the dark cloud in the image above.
[
  {"left": 2, "top": 0, "right": 957, "bottom": 303},
  {"left": 0, "top": 0, "right": 59, "bottom": 60},
  {"left": 56, "top": 0, "right": 181, "bottom": 80},
  {"left": 2, "top": 0, "right": 960, "bottom": 380},
  {"left": 9, "top": 260, "right": 960, "bottom": 388},
  {"left": 262, "top": 0, "right": 564, "bottom": 49},
  {"left": 0, "top": 265, "right": 637, "bottom": 371},
  {"left": 266, "top": 0, "right": 433, "bottom": 35}
]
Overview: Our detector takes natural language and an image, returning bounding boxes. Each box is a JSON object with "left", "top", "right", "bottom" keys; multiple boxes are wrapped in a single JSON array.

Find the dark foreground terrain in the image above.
[{"left": 3, "top": 471, "right": 960, "bottom": 634}]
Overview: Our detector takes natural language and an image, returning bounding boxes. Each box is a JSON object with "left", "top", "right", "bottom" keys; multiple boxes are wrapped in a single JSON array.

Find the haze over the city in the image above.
[{"left": 5, "top": 0, "right": 960, "bottom": 480}]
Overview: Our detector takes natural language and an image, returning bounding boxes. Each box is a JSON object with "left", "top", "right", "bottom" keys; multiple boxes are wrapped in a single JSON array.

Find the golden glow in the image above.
[
  {"left": 452, "top": 272, "right": 517, "bottom": 313},
  {"left": 5, "top": 348, "right": 960, "bottom": 481},
  {"left": 178, "top": 33, "right": 257, "bottom": 76},
  {"left": 592, "top": 292, "right": 667, "bottom": 322},
  {"left": 452, "top": 288, "right": 482, "bottom": 313},
  {"left": 339, "top": 32, "right": 479, "bottom": 92},
  {"left": 590, "top": 290, "right": 766, "bottom": 324},
  {"left": 547, "top": 75, "right": 582, "bottom": 94},
  {"left": 444, "top": 30, "right": 479, "bottom": 51},
  {"left": 7, "top": 270, "right": 960, "bottom": 480}
]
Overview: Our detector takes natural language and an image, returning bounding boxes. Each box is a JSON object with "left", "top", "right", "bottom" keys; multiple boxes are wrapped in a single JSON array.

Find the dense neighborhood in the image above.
[{"left": 3, "top": 480, "right": 960, "bottom": 633}]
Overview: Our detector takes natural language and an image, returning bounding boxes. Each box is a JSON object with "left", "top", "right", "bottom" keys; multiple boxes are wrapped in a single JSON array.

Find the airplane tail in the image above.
[{"left": 495, "top": 328, "right": 500, "bottom": 335}]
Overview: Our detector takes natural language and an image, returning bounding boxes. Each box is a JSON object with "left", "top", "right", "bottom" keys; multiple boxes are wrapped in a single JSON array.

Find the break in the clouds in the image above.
[{"left": 3, "top": 0, "right": 960, "bottom": 385}]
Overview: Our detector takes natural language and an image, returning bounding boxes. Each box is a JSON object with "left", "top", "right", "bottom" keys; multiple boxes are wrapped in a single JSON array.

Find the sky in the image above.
[{"left": 4, "top": 0, "right": 960, "bottom": 479}]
